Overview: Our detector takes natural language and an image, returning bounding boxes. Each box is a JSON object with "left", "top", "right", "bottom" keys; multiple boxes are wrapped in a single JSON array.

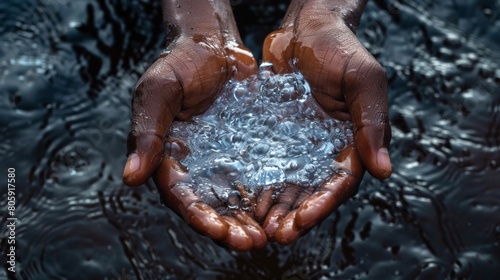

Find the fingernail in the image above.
[
  {"left": 377, "top": 148, "right": 392, "bottom": 176},
  {"left": 126, "top": 153, "right": 140, "bottom": 174}
]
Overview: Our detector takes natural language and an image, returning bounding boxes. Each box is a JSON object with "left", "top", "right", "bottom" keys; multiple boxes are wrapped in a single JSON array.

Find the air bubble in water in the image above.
[{"left": 168, "top": 69, "right": 353, "bottom": 211}]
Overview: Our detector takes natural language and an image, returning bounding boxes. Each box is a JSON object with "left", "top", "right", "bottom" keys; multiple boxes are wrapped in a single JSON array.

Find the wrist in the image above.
[
  {"left": 282, "top": 0, "right": 367, "bottom": 32},
  {"left": 161, "top": 0, "right": 242, "bottom": 46}
]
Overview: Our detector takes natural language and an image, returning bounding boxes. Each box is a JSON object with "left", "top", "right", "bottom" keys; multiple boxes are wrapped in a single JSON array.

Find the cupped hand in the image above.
[
  {"left": 122, "top": 33, "right": 265, "bottom": 250},
  {"left": 260, "top": 3, "right": 392, "bottom": 244}
]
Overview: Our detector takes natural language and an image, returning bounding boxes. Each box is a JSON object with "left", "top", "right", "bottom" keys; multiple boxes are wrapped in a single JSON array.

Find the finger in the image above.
[
  {"left": 295, "top": 146, "right": 364, "bottom": 229},
  {"left": 152, "top": 157, "right": 191, "bottom": 197},
  {"left": 263, "top": 184, "right": 303, "bottom": 240},
  {"left": 275, "top": 211, "right": 303, "bottom": 245},
  {"left": 293, "top": 186, "right": 315, "bottom": 209},
  {"left": 153, "top": 158, "right": 229, "bottom": 241},
  {"left": 222, "top": 216, "right": 254, "bottom": 251},
  {"left": 262, "top": 29, "right": 294, "bottom": 74},
  {"left": 225, "top": 44, "right": 258, "bottom": 81},
  {"left": 274, "top": 187, "right": 320, "bottom": 245},
  {"left": 343, "top": 45, "right": 392, "bottom": 179},
  {"left": 255, "top": 187, "right": 274, "bottom": 222},
  {"left": 123, "top": 59, "right": 183, "bottom": 187},
  {"left": 232, "top": 210, "right": 267, "bottom": 249},
  {"left": 168, "top": 186, "right": 230, "bottom": 241},
  {"left": 185, "top": 201, "right": 230, "bottom": 242}
]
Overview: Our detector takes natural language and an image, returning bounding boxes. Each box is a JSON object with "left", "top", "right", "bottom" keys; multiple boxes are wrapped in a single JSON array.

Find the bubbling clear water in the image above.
[{"left": 168, "top": 65, "right": 353, "bottom": 210}]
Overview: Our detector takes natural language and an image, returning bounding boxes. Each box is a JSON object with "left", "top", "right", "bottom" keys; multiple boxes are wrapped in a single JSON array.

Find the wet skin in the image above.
[
  {"left": 123, "top": 0, "right": 262, "bottom": 251},
  {"left": 260, "top": 0, "right": 392, "bottom": 244},
  {"left": 123, "top": 0, "right": 391, "bottom": 250}
]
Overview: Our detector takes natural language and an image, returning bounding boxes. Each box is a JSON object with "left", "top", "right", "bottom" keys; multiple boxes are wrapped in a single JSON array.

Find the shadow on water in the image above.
[{"left": 0, "top": 0, "right": 499, "bottom": 279}]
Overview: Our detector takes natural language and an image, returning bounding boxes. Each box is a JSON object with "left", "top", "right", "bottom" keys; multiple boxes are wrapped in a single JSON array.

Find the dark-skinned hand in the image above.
[
  {"left": 123, "top": 0, "right": 392, "bottom": 250},
  {"left": 259, "top": 0, "right": 392, "bottom": 244},
  {"left": 122, "top": 0, "right": 266, "bottom": 251}
]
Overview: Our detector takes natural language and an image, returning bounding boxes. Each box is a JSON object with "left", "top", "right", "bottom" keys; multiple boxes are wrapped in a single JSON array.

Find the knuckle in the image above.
[
  {"left": 368, "top": 60, "right": 387, "bottom": 79},
  {"left": 133, "top": 66, "right": 165, "bottom": 96},
  {"left": 359, "top": 60, "right": 384, "bottom": 81}
]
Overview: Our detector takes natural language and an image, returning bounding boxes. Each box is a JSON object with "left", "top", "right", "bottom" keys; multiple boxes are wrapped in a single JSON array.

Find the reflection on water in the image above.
[{"left": 0, "top": 0, "right": 499, "bottom": 279}]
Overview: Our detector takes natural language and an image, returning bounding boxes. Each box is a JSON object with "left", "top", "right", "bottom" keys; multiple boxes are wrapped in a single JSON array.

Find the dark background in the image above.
[{"left": 1, "top": 0, "right": 499, "bottom": 279}]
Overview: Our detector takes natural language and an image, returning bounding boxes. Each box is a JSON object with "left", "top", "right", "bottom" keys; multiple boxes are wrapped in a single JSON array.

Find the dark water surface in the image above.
[{"left": 1, "top": 0, "right": 499, "bottom": 279}]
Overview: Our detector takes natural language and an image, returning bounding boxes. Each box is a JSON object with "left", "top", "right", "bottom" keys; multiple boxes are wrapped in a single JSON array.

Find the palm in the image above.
[
  {"left": 260, "top": 17, "right": 391, "bottom": 243},
  {"left": 124, "top": 36, "right": 264, "bottom": 250}
]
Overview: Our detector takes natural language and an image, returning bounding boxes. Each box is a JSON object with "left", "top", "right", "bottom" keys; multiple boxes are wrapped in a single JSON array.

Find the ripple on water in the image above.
[
  {"left": 3, "top": 0, "right": 500, "bottom": 278},
  {"left": 30, "top": 128, "right": 107, "bottom": 193},
  {"left": 15, "top": 191, "right": 126, "bottom": 279}
]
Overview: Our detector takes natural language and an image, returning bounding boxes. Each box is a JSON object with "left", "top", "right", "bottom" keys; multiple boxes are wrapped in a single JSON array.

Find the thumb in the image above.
[
  {"left": 343, "top": 50, "right": 392, "bottom": 179},
  {"left": 262, "top": 29, "right": 294, "bottom": 74},
  {"left": 123, "top": 59, "right": 182, "bottom": 187},
  {"left": 225, "top": 44, "right": 258, "bottom": 81}
]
